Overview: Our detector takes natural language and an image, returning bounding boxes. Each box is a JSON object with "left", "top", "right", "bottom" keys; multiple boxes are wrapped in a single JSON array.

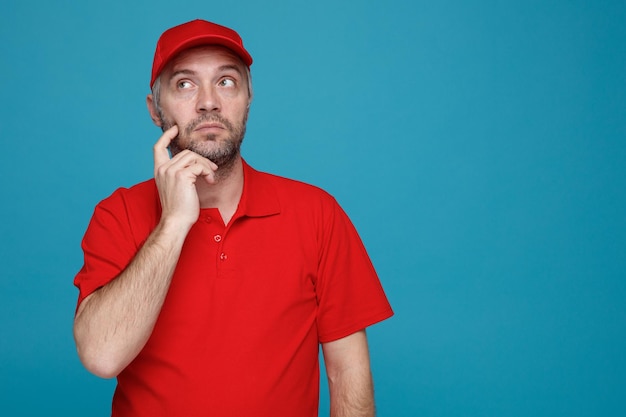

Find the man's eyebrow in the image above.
[
  {"left": 168, "top": 69, "right": 196, "bottom": 80},
  {"left": 218, "top": 64, "right": 244, "bottom": 75},
  {"left": 168, "top": 65, "right": 243, "bottom": 80}
]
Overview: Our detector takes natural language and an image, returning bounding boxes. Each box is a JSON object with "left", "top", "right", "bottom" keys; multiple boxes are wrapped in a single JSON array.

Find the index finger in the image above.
[{"left": 153, "top": 125, "right": 179, "bottom": 168}]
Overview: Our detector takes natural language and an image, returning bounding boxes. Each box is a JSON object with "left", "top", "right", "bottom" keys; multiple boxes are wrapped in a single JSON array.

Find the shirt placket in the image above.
[{"left": 199, "top": 209, "right": 232, "bottom": 279}]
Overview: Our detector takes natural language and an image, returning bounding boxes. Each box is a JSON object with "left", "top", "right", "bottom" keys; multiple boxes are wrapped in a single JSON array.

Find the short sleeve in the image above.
[
  {"left": 315, "top": 199, "right": 393, "bottom": 343},
  {"left": 73, "top": 190, "right": 142, "bottom": 309}
]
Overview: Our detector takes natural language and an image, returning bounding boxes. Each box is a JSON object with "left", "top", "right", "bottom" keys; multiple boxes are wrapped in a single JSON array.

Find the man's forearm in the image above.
[
  {"left": 324, "top": 330, "right": 376, "bottom": 417},
  {"left": 73, "top": 218, "right": 189, "bottom": 378},
  {"left": 329, "top": 366, "right": 375, "bottom": 417}
]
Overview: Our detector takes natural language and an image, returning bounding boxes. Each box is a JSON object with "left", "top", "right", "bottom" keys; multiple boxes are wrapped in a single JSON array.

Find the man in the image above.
[{"left": 73, "top": 19, "right": 393, "bottom": 416}]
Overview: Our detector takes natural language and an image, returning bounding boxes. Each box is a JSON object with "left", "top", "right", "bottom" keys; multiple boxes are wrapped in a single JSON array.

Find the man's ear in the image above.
[{"left": 146, "top": 95, "right": 163, "bottom": 127}]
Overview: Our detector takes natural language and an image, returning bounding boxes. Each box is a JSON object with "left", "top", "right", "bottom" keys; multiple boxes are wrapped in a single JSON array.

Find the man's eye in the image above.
[
  {"left": 219, "top": 78, "right": 236, "bottom": 87},
  {"left": 177, "top": 81, "right": 192, "bottom": 89}
]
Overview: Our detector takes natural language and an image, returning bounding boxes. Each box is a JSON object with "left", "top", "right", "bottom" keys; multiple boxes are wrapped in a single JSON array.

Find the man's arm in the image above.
[
  {"left": 73, "top": 217, "right": 190, "bottom": 378},
  {"left": 322, "top": 330, "right": 376, "bottom": 417},
  {"left": 73, "top": 126, "right": 217, "bottom": 378}
]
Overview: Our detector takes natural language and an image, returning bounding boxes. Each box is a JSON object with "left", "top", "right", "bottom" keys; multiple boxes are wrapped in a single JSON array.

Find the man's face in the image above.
[{"left": 151, "top": 46, "right": 251, "bottom": 167}]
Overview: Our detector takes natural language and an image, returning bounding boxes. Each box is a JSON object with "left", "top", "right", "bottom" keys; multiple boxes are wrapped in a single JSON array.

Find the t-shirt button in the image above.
[
  {"left": 220, "top": 253, "right": 228, "bottom": 261},
  {"left": 214, "top": 234, "right": 222, "bottom": 242}
]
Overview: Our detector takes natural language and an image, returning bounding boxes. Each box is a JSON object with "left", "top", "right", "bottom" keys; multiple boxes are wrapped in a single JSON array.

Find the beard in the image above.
[{"left": 161, "top": 110, "right": 248, "bottom": 175}]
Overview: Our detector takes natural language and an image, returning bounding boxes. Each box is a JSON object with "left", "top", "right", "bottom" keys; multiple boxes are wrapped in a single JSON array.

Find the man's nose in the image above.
[{"left": 196, "top": 85, "right": 220, "bottom": 113}]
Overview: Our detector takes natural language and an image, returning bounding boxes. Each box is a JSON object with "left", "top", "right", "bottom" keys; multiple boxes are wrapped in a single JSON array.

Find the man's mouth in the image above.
[{"left": 194, "top": 122, "right": 225, "bottom": 132}]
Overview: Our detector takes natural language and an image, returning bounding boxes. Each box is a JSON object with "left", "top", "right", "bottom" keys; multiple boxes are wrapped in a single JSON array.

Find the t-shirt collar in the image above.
[{"left": 235, "top": 159, "right": 281, "bottom": 219}]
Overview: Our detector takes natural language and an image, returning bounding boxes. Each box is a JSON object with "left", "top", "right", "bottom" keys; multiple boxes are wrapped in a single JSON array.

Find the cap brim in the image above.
[{"left": 151, "top": 34, "right": 253, "bottom": 87}]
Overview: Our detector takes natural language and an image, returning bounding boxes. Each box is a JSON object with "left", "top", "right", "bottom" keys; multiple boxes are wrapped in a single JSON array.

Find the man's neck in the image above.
[{"left": 196, "top": 156, "right": 244, "bottom": 226}]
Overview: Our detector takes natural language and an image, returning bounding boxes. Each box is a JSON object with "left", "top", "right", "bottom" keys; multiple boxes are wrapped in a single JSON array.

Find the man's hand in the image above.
[{"left": 153, "top": 125, "right": 218, "bottom": 229}]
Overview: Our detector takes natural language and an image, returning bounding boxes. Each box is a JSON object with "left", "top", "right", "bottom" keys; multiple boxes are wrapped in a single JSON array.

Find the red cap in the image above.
[{"left": 150, "top": 19, "right": 253, "bottom": 88}]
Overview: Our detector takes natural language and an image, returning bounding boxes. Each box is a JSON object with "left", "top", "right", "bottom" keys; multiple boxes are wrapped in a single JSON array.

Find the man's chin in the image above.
[{"left": 170, "top": 135, "right": 217, "bottom": 155}]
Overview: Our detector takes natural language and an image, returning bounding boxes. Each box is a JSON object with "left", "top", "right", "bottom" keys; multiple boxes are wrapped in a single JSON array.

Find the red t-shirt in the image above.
[{"left": 74, "top": 160, "right": 393, "bottom": 416}]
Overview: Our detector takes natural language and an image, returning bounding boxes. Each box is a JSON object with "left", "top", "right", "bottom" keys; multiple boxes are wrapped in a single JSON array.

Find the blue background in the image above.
[{"left": 1, "top": 0, "right": 625, "bottom": 415}]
